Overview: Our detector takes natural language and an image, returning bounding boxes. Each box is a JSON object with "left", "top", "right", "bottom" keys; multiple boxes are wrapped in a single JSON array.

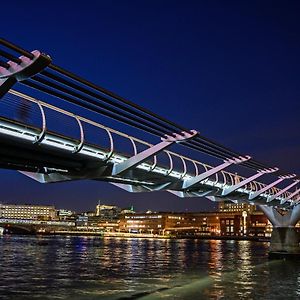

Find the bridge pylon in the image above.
[{"left": 259, "top": 205, "right": 300, "bottom": 258}]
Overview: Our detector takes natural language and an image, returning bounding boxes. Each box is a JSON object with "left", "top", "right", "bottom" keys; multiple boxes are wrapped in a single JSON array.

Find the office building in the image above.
[
  {"left": 0, "top": 203, "right": 56, "bottom": 220},
  {"left": 218, "top": 201, "right": 256, "bottom": 213}
]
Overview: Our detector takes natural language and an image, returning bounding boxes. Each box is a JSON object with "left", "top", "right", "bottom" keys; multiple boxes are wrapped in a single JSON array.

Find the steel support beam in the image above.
[
  {"left": 221, "top": 168, "right": 278, "bottom": 196},
  {"left": 0, "top": 50, "right": 51, "bottom": 98},
  {"left": 182, "top": 155, "right": 251, "bottom": 190},
  {"left": 281, "top": 188, "right": 300, "bottom": 205},
  {"left": 168, "top": 190, "right": 213, "bottom": 198},
  {"left": 267, "top": 180, "right": 300, "bottom": 203},
  {"left": 111, "top": 182, "right": 171, "bottom": 193},
  {"left": 0, "top": 77, "right": 16, "bottom": 98},
  {"left": 19, "top": 170, "right": 71, "bottom": 183},
  {"left": 112, "top": 130, "right": 197, "bottom": 175},
  {"left": 249, "top": 174, "right": 296, "bottom": 200}
]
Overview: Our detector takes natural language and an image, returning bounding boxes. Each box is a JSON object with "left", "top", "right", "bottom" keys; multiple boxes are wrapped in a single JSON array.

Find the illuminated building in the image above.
[
  {"left": 218, "top": 201, "right": 256, "bottom": 213},
  {"left": 76, "top": 215, "right": 88, "bottom": 227},
  {"left": 94, "top": 220, "right": 120, "bottom": 232},
  {"left": 217, "top": 201, "right": 270, "bottom": 237},
  {"left": 247, "top": 212, "right": 272, "bottom": 238},
  {"left": 120, "top": 205, "right": 135, "bottom": 215},
  {"left": 74, "top": 203, "right": 125, "bottom": 231},
  {"left": 58, "top": 209, "right": 75, "bottom": 221},
  {"left": 95, "top": 203, "right": 121, "bottom": 219},
  {"left": 219, "top": 211, "right": 270, "bottom": 237},
  {"left": 120, "top": 212, "right": 221, "bottom": 236},
  {"left": 219, "top": 215, "right": 241, "bottom": 236},
  {"left": 192, "top": 213, "right": 221, "bottom": 236},
  {"left": 119, "top": 213, "right": 164, "bottom": 234},
  {"left": 120, "top": 209, "right": 271, "bottom": 238},
  {"left": 0, "top": 203, "right": 56, "bottom": 220}
]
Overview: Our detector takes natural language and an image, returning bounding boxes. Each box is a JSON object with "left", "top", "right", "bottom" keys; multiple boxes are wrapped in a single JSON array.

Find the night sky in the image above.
[{"left": 1, "top": 0, "right": 300, "bottom": 213}]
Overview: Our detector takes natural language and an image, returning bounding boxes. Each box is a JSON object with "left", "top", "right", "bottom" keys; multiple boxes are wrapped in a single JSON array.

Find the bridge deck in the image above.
[{"left": 0, "top": 90, "right": 295, "bottom": 208}]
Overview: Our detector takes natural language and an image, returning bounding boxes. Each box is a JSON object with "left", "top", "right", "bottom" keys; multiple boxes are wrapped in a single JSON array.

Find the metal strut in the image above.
[
  {"left": 112, "top": 130, "right": 198, "bottom": 176},
  {"left": 249, "top": 174, "right": 296, "bottom": 200},
  {"left": 72, "top": 116, "right": 85, "bottom": 153},
  {"left": 182, "top": 155, "right": 251, "bottom": 190},
  {"left": 280, "top": 186, "right": 300, "bottom": 205},
  {"left": 267, "top": 179, "right": 300, "bottom": 203},
  {"left": 221, "top": 167, "right": 278, "bottom": 196},
  {"left": 33, "top": 101, "right": 47, "bottom": 144},
  {"left": 0, "top": 50, "right": 51, "bottom": 98}
]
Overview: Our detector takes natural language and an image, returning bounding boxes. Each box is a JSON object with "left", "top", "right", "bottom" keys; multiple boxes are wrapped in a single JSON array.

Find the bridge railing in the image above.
[{"left": 0, "top": 89, "right": 295, "bottom": 201}]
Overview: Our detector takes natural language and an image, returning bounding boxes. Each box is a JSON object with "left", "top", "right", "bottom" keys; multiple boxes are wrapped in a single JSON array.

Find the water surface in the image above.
[{"left": 0, "top": 235, "right": 299, "bottom": 299}]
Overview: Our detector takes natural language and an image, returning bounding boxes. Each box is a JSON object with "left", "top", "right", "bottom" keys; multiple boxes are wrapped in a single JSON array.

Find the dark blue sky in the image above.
[{"left": 1, "top": 0, "right": 300, "bottom": 212}]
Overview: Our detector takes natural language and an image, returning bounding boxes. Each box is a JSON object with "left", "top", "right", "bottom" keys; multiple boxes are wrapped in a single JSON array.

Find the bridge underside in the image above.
[{"left": 0, "top": 113, "right": 294, "bottom": 209}]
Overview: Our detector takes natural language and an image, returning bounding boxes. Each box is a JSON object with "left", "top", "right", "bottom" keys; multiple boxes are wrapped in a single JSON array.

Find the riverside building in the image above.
[
  {"left": 0, "top": 203, "right": 56, "bottom": 220},
  {"left": 119, "top": 212, "right": 220, "bottom": 236},
  {"left": 120, "top": 205, "right": 271, "bottom": 238},
  {"left": 217, "top": 201, "right": 271, "bottom": 237},
  {"left": 218, "top": 201, "right": 256, "bottom": 213}
]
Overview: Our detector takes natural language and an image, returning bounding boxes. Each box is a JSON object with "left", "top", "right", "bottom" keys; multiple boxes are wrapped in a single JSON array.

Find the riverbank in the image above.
[{"left": 30, "top": 230, "right": 270, "bottom": 242}]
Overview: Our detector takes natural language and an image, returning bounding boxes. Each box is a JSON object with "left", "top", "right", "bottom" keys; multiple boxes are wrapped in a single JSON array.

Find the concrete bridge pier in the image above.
[{"left": 259, "top": 205, "right": 300, "bottom": 259}]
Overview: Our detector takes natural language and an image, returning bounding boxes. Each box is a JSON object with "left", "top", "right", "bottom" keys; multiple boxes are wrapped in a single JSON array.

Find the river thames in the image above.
[{"left": 0, "top": 235, "right": 299, "bottom": 299}]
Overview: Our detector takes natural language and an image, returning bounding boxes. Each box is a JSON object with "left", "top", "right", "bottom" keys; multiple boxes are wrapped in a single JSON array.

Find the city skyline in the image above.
[
  {"left": 0, "top": 195, "right": 218, "bottom": 213},
  {"left": 0, "top": 200, "right": 269, "bottom": 240}
]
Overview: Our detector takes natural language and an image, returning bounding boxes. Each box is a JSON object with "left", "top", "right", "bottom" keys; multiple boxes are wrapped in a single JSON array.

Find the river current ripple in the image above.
[{"left": 0, "top": 235, "right": 299, "bottom": 299}]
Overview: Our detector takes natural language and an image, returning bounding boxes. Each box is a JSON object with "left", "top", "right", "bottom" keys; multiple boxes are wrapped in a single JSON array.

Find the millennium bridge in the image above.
[{"left": 0, "top": 38, "right": 299, "bottom": 257}]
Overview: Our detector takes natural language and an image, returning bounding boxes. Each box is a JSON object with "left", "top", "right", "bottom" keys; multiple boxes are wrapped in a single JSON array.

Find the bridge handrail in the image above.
[{"left": 6, "top": 90, "right": 294, "bottom": 199}]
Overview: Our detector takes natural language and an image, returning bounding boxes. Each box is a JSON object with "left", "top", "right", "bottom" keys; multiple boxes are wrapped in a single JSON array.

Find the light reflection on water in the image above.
[{"left": 0, "top": 235, "right": 299, "bottom": 299}]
